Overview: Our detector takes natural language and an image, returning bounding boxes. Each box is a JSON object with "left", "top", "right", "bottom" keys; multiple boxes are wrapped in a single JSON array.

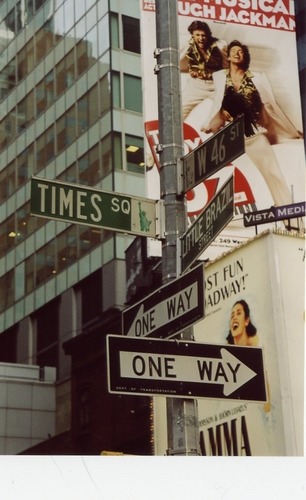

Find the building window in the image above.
[
  {"left": 101, "top": 133, "right": 113, "bottom": 177},
  {"left": 114, "top": 132, "right": 123, "bottom": 171},
  {"left": 75, "top": 1, "right": 86, "bottom": 22},
  {"left": 56, "top": 50, "right": 75, "bottom": 96},
  {"left": 79, "top": 226, "right": 103, "bottom": 258},
  {"left": 77, "top": 94, "right": 89, "bottom": 135},
  {"left": 76, "top": 39, "right": 90, "bottom": 77},
  {"left": 36, "top": 0, "right": 47, "bottom": 12},
  {"left": 17, "top": 144, "right": 35, "bottom": 187},
  {"left": 0, "top": 113, "right": 16, "bottom": 148},
  {"left": 80, "top": 270, "right": 102, "bottom": 326},
  {"left": 0, "top": 325, "right": 17, "bottom": 362},
  {"left": 17, "top": 38, "right": 34, "bottom": 82},
  {"left": 0, "top": 160, "right": 15, "bottom": 201},
  {"left": 0, "top": 213, "right": 16, "bottom": 256},
  {"left": 98, "top": 14, "right": 109, "bottom": 56},
  {"left": 35, "top": 298, "right": 59, "bottom": 369},
  {"left": 58, "top": 162, "right": 77, "bottom": 184},
  {"left": 88, "top": 84, "right": 99, "bottom": 125},
  {"left": 86, "top": 19, "right": 98, "bottom": 61},
  {"left": 53, "top": 3, "right": 65, "bottom": 42},
  {"left": 0, "top": 271, "right": 14, "bottom": 313},
  {"left": 63, "top": 0, "right": 75, "bottom": 33},
  {"left": 65, "top": 49, "right": 75, "bottom": 88},
  {"left": 36, "top": 125, "right": 55, "bottom": 171},
  {"left": 27, "top": 36, "right": 35, "bottom": 70},
  {"left": 17, "top": 202, "right": 36, "bottom": 241},
  {"left": 122, "top": 15, "right": 140, "bottom": 54},
  {"left": 78, "top": 385, "right": 91, "bottom": 433},
  {"left": 100, "top": 75, "right": 111, "bottom": 115},
  {"left": 111, "top": 71, "right": 121, "bottom": 108},
  {"left": 124, "top": 74, "right": 142, "bottom": 113},
  {"left": 24, "top": 0, "right": 35, "bottom": 24},
  {"left": 25, "top": 254, "right": 35, "bottom": 294},
  {"left": 110, "top": 13, "right": 119, "bottom": 49},
  {"left": 78, "top": 144, "right": 100, "bottom": 185},
  {"left": 56, "top": 106, "right": 76, "bottom": 153},
  {"left": 0, "top": 61, "right": 16, "bottom": 101},
  {"left": 36, "top": 70, "right": 55, "bottom": 116},
  {"left": 35, "top": 241, "right": 56, "bottom": 286},
  {"left": 125, "top": 135, "right": 145, "bottom": 174},
  {"left": 57, "top": 226, "right": 78, "bottom": 272},
  {"left": 17, "top": 90, "right": 35, "bottom": 132},
  {"left": 5, "top": 7, "right": 17, "bottom": 34}
]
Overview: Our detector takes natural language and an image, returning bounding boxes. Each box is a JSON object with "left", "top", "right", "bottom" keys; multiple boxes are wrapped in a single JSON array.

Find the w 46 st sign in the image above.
[{"left": 183, "top": 116, "right": 244, "bottom": 193}]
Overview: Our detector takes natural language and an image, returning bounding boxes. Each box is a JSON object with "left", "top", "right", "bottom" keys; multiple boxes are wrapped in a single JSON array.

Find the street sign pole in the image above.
[{"left": 155, "top": 0, "right": 200, "bottom": 456}]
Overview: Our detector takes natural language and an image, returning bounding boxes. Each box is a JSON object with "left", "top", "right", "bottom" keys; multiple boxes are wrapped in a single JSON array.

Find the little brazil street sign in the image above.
[
  {"left": 183, "top": 115, "right": 245, "bottom": 193},
  {"left": 30, "top": 177, "right": 160, "bottom": 238},
  {"left": 107, "top": 335, "right": 267, "bottom": 402},
  {"left": 243, "top": 201, "right": 306, "bottom": 227},
  {"left": 122, "top": 263, "right": 204, "bottom": 339},
  {"left": 181, "top": 175, "right": 234, "bottom": 273}
]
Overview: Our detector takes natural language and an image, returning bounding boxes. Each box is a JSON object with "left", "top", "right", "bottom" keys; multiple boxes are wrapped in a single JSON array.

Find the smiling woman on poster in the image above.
[
  {"left": 203, "top": 40, "right": 302, "bottom": 208},
  {"left": 226, "top": 299, "right": 259, "bottom": 346}
]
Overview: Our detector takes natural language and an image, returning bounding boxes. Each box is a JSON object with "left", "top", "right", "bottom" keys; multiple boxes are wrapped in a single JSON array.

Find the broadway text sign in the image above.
[{"left": 107, "top": 335, "right": 267, "bottom": 402}]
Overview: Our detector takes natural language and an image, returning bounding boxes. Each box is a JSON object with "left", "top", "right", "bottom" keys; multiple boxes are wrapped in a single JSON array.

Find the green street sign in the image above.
[
  {"left": 30, "top": 177, "right": 160, "bottom": 238},
  {"left": 183, "top": 116, "right": 245, "bottom": 193},
  {"left": 180, "top": 176, "right": 234, "bottom": 273}
]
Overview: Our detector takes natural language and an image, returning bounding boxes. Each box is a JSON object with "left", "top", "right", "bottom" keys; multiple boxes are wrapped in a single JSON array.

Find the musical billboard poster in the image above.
[
  {"left": 152, "top": 230, "right": 305, "bottom": 456},
  {"left": 141, "top": 0, "right": 305, "bottom": 260}
]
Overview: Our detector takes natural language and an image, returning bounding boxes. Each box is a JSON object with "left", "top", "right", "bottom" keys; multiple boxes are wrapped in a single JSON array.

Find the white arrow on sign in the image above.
[
  {"left": 119, "top": 347, "right": 256, "bottom": 396},
  {"left": 125, "top": 282, "right": 198, "bottom": 337}
]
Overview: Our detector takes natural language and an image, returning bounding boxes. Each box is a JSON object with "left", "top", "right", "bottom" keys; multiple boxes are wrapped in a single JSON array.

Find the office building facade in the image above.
[{"left": 0, "top": 0, "right": 153, "bottom": 454}]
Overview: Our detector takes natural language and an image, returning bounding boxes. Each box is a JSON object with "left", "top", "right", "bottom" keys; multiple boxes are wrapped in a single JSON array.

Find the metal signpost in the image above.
[
  {"left": 243, "top": 200, "right": 306, "bottom": 226},
  {"left": 154, "top": 0, "right": 200, "bottom": 455},
  {"left": 30, "top": 177, "right": 161, "bottom": 238},
  {"left": 122, "top": 263, "right": 204, "bottom": 339},
  {"left": 183, "top": 116, "right": 245, "bottom": 193},
  {"left": 181, "top": 176, "right": 234, "bottom": 273},
  {"left": 107, "top": 335, "right": 267, "bottom": 402}
]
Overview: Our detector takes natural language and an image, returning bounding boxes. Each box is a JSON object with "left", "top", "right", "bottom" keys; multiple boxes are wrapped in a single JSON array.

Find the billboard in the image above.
[
  {"left": 141, "top": 0, "right": 305, "bottom": 259},
  {"left": 153, "top": 230, "right": 305, "bottom": 456}
]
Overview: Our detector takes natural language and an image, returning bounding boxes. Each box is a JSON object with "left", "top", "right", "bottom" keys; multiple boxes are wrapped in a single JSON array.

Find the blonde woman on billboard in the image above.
[
  {"left": 180, "top": 21, "right": 227, "bottom": 121},
  {"left": 203, "top": 40, "right": 301, "bottom": 208},
  {"left": 226, "top": 299, "right": 259, "bottom": 347}
]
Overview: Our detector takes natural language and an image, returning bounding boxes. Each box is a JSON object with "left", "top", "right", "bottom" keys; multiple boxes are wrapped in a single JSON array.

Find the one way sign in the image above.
[
  {"left": 122, "top": 263, "right": 204, "bottom": 339},
  {"left": 107, "top": 335, "right": 267, "bottom": 402}
]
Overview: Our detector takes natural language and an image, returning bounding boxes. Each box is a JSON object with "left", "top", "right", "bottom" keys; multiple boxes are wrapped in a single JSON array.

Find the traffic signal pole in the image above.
[{"left": 154, "top": 0, "right": 201, "bottom": 456}]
